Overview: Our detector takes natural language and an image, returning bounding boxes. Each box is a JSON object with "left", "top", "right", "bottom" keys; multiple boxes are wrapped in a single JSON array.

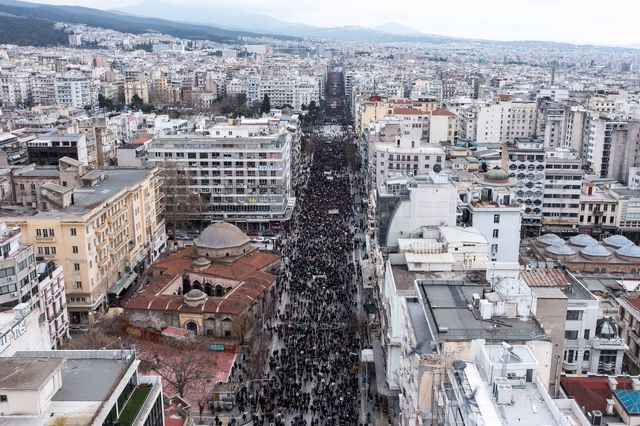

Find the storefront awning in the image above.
[{"left": 108, "top": 272, "right": 137, "bottom": 296}]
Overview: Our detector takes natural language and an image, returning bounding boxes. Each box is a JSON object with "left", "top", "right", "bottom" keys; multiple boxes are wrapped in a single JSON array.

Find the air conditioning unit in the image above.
[
  {"left": 592, "top": 410, "right": 602, "bottom": 425},
  {"left": 496, "top": 384, "right": 513, "bottom": 405}
]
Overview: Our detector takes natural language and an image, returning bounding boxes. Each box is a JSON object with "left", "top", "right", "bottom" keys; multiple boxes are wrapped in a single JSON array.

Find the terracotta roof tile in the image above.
[
  {"left": 431, "top": 108, "right": 455, "bottom": 117},
  {"left": 393, "top": 107, "right": 425, "bottom": 115},
  {"left": 521, "top": 269, "right": 570, "bottom": 287}
]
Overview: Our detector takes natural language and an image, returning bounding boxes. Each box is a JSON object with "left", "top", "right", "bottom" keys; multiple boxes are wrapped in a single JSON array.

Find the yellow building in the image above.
[{"left": 1, "top": 168, "right": 167, "bottom": 324}]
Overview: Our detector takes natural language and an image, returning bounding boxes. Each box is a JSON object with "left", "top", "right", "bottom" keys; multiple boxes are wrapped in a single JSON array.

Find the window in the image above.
[
  {"left": 0, "top": 395, "right": 6, "bottom": 402},
  {"left": 73, "top": 263, "right": 80, "bottom": 271},
  {"left": 566, "top": 349, "right": 575, "bottom": 362},
  {"left": 492, "top": 229, "right": 499, "bottom": 238},
  {"left": 70, "top": 228, "right": 77, "bottom": 236},
  {"left": 566, "top": 310, "right": 583, "bottom": 321},
  {"left": 565, "top": 330, "right": 579, "bottom": 340},
  {"left": 584, "top": 329, "right": 590, "bottom": 339},
  {"left": 583, "top": 350, "right": 590, "bottom": 361},
  {"left": 72, "top": 246, "right": 79, "bottom": 254},
  {"left": 491, "top": 244, "right": 498, "bottom": 254},
  {"left": 75, "top": 281, "right": 82, "bottom": 289},
  {"left": 0, "top": 267, "right": 15, "bottom": 278},
  {"left": 493, "top": 214, "right": 500, "bottom": 223}
]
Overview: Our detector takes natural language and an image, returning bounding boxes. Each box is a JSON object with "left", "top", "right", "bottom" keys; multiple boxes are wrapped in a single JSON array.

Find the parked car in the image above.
[
  {"left": 261, "top": 230, "right": 276, "bottom": 237},
  {"left": 252, "top": 236, "right": 266, "bottom": 243},
  {"left": 246, "top": 230, "right": 260, "bottom": 237}
]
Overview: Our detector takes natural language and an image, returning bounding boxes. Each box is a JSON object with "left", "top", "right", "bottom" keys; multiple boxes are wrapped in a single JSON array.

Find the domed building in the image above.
[
  {"left": 194, "top": 222, "right": 255, "bottom": 259},
  {"left": 484, "top": 168, "right": 511, "bottom": 184},
  {"left": 124, "top": 222, "right": 281, "bottom": 339}
]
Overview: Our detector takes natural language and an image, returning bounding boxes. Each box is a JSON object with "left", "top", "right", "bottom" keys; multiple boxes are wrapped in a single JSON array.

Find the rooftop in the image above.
[
  {"left": 0, "top": 358, "right": 63, "bottom": 390},
  {"left": 561, "top": 375, "right": 633, "bottom": 414},
  {"left": 0, "top": 168, "right": 154, "bottom": 217},
  {"left": 417, "top": 281, "right": 549, "bottom": 342}
]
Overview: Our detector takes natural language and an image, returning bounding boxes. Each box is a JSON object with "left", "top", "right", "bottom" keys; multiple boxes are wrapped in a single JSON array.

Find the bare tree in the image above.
[
  {"left": 150, "top": 339, "right": 215, "bottom": 398},
  {"left": 159, "top": 162, "right": 208, "bottom": 238},
  {"left": 245, "top": 332, "right": 270, "bottom": 381},
  {"left": 232, "top": 315, "right": 252, "bottom": 345}
]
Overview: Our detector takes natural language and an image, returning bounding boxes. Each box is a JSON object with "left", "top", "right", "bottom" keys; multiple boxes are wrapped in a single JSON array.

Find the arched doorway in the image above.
[
  {"left": 204, "top": 283, "right": 214, "bottom": 296},
  {"left": 192, "top": 280, "right": 202, "bottom": 291},
  {"left": 182, "top": 274, "right": 191, "bottom": 293},
  {"left": 215, "top": 285, "right": 224, "bottom": 297},
  {"left": 185, "top": 321, "right": 198, "bottom": 334}
]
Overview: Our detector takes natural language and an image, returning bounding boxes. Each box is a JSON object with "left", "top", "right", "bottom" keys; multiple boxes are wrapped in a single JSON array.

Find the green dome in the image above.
[{"left": 485, "top": 168, "right": 510, "bottom": 182}]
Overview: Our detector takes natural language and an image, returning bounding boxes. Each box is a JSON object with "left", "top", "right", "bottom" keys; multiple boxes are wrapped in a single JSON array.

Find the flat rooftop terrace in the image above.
[{"left": 417, "top": 281, "right": 549, "bottom": 341}]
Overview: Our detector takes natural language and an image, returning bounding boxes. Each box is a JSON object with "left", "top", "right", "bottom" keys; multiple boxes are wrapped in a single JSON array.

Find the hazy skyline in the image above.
[{"left": 23, "top": 0, "right": 640, "bottom": 46}]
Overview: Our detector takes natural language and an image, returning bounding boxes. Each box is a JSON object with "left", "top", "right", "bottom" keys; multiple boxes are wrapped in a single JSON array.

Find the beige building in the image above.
[{"left": 1, "top": 168, "right": 167, "bottom": 324}]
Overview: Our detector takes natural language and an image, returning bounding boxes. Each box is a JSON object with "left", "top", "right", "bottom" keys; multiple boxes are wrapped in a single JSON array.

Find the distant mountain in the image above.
[
  {"left": 0, "top": 0, "right": 298, "bottom": 47},
  {"left": 374, "top": 22, "right": 423, "bottom": 36},
  {"left": 114, "top": 0, "right": 311, "bottom": 35}
]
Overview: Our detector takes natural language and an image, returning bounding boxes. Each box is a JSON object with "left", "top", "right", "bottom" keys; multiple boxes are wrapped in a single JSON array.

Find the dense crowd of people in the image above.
[{"left": 231, "top": 128, "right": 365, "bottom": 425}]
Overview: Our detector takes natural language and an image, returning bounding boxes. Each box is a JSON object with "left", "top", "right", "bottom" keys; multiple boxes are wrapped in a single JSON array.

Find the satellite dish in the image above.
[{"left": 433, "top": 163, "right": 442, "bottom": 173}]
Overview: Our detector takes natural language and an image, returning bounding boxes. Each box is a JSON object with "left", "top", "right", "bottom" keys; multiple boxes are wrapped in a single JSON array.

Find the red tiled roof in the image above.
[
  {"left": 626, "top": 297, "right": 640, "bottom": 310},
  {"left": 393, "top": 107, "right": 425, "bottom": 115},
  {"left": 133, "top": 137, "right": 151, "bottom": 144},
  {"left": 499, "top": 94, "right": 513, "bottom": 101},
  {"left": 521, "top": 269, "right": 570, "bottom": 287},
  {"left": 561, "top": 376, "right": 633, "bottom": 414},
  {"left": 431, "top": 108, "right": 455, "bottom": 117},
  {"left": 124, "top": 247, "right": 279, "bottom": 315}
]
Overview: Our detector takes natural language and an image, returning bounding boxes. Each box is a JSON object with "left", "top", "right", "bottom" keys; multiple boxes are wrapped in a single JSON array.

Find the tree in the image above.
[
  {"left": 260, "top": 94, "right": 271, "bottom": 115},
  {"left": 159, "top": 162, "right": 208, "bottom": 238},
  {"left": 98, "top": 93, "right": 115, "bottom": 111},
  {"left": 129, "top": 94, "right": 155, "bottom": 113},
  {"left": 149, "top": 340, "right": 214, "bottom": 398}
]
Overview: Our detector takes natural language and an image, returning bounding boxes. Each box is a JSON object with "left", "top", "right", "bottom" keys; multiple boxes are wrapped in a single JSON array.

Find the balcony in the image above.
[{"left": 563, "top": 360, "right": 578, "bottom": 371}]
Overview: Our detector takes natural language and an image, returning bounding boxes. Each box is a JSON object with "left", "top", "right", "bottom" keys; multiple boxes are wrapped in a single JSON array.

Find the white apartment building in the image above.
[
  {"left": 0, "top": 303, "right": 51, "bottom": 357},
  {"left": 464, "top": 170, "right": 523, "bottom": 279},
  {"left": 0, "top": 223, "right": 39, "bottom": 310},
  {"left": 55, "top": 72, "right": 93, "bottom": 109},
  {"left": 0, "top": 71, "right": 31, "bottom": 107},
  {"left": 542, "top": 148, "right": 582, "bottom": 232},
  {"left": 562, "top": 278, "right": 626, "bottom": 375},
  {"left": 476, "top": 100, "right": 537, "bottom": 144},
  {"left": 148, "top": 124, "right": 295, "bottom": 229}
]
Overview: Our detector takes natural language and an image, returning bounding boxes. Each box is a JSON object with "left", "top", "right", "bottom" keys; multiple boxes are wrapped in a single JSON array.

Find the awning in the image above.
[{"left": 108, "top": 272, "right": 137, "bottom": 296}]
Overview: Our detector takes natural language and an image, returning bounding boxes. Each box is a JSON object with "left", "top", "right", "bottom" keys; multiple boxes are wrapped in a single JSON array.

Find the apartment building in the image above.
[
  {"left": 0, "top": 223, "right": 38, "bottom": 310},
  {"left": 505, "top": 138, "right": 546, "bottom": 236},
  {"left": 37, "top": 261, "right": 69, "bottom": 349},
  {"left": 542, "top": 148, "right": 582, "bottom": 232},
  {"left": 54, "top": 72, "right": 93, "bottom": 109},
  {"left": 148, "top": 123, "right": 295, "bottom": 230},
  {"left": 617, "top": 297, "right": 640, "bottom": 374},
  {"left": 462, "top": 169, "right": 523, "bottom": 279},
  {"left": 27, "top": 133, "right": 91, "bottom": 166},
  {"left": 578, "top": 182, "right": 618, "bottom": 235},
  {"left": 537, "top": 99, "right": 566, "bottom": 149},
  {"left": 1, "top": 168, "right": 167, "bottom": 324},
  {"left": 585, "top": 118, "right": 628, "bottom": 178}
]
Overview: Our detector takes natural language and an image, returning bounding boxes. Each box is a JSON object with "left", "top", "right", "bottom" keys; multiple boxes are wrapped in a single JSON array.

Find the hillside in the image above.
[{"left": 0, "top": 0, "right": 298, "bottom": 46}]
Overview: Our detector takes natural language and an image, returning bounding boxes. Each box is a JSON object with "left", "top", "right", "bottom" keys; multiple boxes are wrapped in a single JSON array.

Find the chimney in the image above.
[{"left": 608, "top": 377, "right": 618, "bottom": 391}]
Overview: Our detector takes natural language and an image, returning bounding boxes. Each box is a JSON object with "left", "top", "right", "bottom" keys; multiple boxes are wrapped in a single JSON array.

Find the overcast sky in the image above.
[{"left": 25, "top": 0, "right": 640, "bottom": 46}]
